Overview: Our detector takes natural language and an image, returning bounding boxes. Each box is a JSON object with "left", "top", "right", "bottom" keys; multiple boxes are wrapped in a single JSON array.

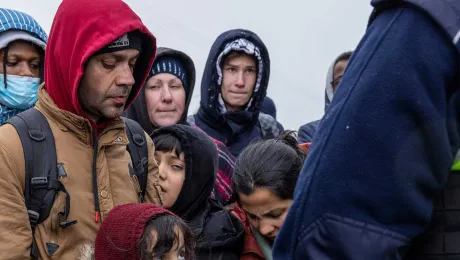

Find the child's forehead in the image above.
[
  {"left": 148, "top": 225, "right": 185, "bottom": 249},
  {"left": 173, "top": 225, "right": 185, "bottom": 244},
  {"left": 155, "top": 150, "right": 185, "bottom": 160}
]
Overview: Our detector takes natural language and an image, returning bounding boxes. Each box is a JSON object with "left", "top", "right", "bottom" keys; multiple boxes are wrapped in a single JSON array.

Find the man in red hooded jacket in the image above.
[{"left": 0, "top": 0, "right": 162, "bottom": 259}]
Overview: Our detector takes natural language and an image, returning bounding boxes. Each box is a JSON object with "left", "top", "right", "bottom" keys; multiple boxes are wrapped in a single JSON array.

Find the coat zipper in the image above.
[{"left": 92, "top": 131, "right": 100, "bottom": 222}]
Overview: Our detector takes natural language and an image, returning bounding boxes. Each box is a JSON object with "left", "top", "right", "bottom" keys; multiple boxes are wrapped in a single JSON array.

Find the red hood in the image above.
[
  {"left": 45, "top": 0, "right": 156, "bottom": 127},
  {"left": 95, "top": 203, "right": 176, "bottom": 260}
]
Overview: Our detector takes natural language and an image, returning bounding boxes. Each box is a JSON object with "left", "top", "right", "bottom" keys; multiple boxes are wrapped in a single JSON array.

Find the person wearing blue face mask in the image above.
[{"left": 0, "top": 8, "right": 47, "bottom": 124}]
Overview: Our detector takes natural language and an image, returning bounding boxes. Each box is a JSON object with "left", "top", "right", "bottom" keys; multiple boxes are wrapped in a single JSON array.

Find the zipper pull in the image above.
[
  {"left": 95, "top": 212, "right": 99, "bottom": 223},
  {"left": 60, "top": 219, "right": 78, "bottom": 228}
]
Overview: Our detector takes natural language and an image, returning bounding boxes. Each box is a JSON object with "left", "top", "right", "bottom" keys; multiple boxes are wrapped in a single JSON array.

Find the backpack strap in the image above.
[
  {"left": 258, "top": 112, "right": 281, "bottom": 139},
  {"left": 5, "top": 108, "right": 76, "bottom": 258},
  {"left": 123, "top": 118, "right": 149, "bottom": 202}
]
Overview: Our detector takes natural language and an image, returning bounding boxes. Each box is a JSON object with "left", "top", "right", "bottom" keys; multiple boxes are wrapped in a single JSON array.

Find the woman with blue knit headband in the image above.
[{"left": 0, "top": 8, "right": 47, "bottom": 124}]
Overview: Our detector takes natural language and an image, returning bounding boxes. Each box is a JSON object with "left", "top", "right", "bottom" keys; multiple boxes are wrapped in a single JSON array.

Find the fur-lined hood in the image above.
[{"left": 78, "top": 244, "right": 94, "bottom": 260}]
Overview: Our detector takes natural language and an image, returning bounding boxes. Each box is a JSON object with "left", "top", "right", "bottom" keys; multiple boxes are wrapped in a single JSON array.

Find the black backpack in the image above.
[{"left": 5, "top": 108, "right": 149, "bottom": 258}]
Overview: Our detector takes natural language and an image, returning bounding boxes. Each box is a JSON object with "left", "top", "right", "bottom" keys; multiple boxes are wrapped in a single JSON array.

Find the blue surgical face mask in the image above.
[{"left": 0, "top": 74, "right": 40, "bottom": 109}]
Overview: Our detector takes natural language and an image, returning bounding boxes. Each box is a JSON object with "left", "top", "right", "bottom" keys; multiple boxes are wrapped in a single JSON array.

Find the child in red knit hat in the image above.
[{"left": 79, "top": 203, "right": 195, "bottom": 260}]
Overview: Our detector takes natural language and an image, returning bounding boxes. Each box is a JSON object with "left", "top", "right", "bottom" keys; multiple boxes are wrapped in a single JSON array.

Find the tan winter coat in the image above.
[{"left": 0, "top": 87, "right": 162, "bottom": 259}]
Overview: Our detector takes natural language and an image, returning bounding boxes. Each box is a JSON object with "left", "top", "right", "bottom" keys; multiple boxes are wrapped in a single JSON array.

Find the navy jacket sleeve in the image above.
[
  {"left": 274, "top": 6, "right": 459, "bottom": 260},
  {"left": 297, "top": 120, "right": 319, "bottom": 143}
]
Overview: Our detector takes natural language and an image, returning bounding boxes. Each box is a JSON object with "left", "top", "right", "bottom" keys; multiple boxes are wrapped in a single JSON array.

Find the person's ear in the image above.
[{"left": 298, "top": 142, "right": 311, "bottom": 157}]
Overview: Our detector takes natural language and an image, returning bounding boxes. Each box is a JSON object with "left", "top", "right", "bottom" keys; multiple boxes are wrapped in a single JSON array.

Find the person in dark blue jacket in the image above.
[
  {"left": 188, "top": 29, "right": 283, "bottom": 157},
  {"left": 274, "top": 1, "right": 460, "bottom": 259},
  {"left": 297, "top": 51, "right": 352, "bottom": 143}
]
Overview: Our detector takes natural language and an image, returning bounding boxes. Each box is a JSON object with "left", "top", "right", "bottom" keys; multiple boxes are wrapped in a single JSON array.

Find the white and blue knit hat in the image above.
[
  {"left": 0, "top": 8, "right": 48, "bottom": 51},
  {"left": 149, "top": 57, "right": 188, "bottom": 92}
]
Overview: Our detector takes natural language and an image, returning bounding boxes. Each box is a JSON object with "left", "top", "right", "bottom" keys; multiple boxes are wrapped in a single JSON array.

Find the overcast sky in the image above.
[{"left": 0, "top": 0, "right": 372, "bottom": 129}]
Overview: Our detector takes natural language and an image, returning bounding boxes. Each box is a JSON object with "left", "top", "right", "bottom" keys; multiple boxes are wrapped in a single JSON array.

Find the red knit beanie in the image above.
[{"left": 94, "top": 203, "right": 177, "bottom": 260}]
